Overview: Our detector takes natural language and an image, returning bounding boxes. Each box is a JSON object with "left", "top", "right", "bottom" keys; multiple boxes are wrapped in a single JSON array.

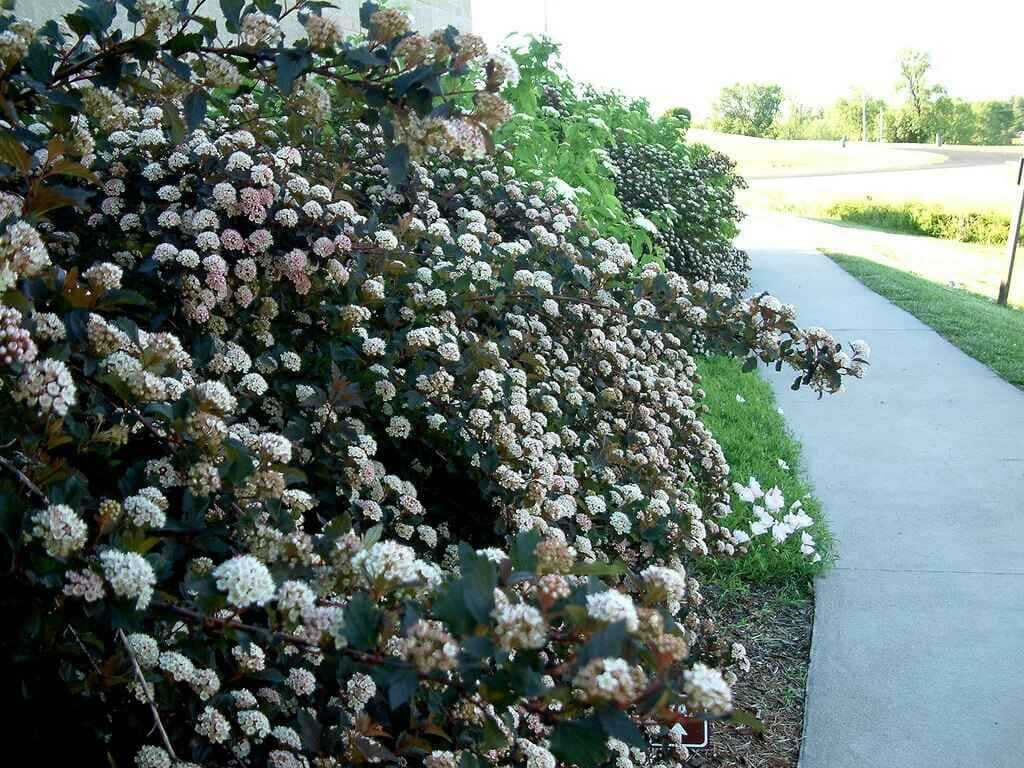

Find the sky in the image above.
[{"left": 470, "top": 0, "right": 1023, "bottom": 119}]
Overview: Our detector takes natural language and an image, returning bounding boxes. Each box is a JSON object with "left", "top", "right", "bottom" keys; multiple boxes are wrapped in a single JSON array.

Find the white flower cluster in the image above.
[
  {"left": 573, "top": 657, "right": 648, "bottom": 705},
  {"left": 732, "top": 477, "right": 819, "bottom": 561},
  {"left": 586, "top": 589, "right": 639, "bottom": 632},
  {"left": 0, "top": 220, "right": 50, "bottom": 292},
  {"left": 351, "top": 540, "right": 441, "bottom": 591},
  {"left": 213, "top": 555, "right": 276, "bottom": 608},
  {"left": 13, "top": 358, "right": 76, "bottom": 416},
  {"left": 683, "top": 662, "right": 733, "bottom": 716},
  {"left": 30, "top": 504, "right": 87, "bottom": 558},
  {"left": 100, "top": 549, "right": 156, "bottom": 610}
]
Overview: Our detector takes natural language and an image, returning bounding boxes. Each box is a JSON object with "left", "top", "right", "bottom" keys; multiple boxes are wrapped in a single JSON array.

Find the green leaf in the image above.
[
  {"left": 571, "top": 560, "right": 627, "bottom": 578},
  {"left": 433, "top": 580, "right": 473, "bottom": 635},
  {"left": 550, "top": 718, "right": 609, "bottom": 768},
  {"left": 477, "top": 714, "right": 510, "bottom": 750},
  {"left": 359, "top": 1, "right": 380, "bottom": 28},
  {"left": 165, "top": 31, "right": 204, "bottom": 58},
  {"left": 459, "top": 544, "right": 497, "bottom": 624},
  {"left": 384, "top": 142, "right": 409, "bottom": 188},
  {"left": 508, "top": 527, "right": 540, "bottom": 574},
  {"left": 162, "top": 102, "right": 186, "bottom": 145},
  {"left": 344, "top": 45, "right": 389, "bottom": 70},
  {"left": 161, "top": 52, "right": 192, "bottom": 82},
  {"left": 597, "top": 707, "right": 646, "bottom": 748},
  {"left": 220, "top": 0, "right": 244, "bottom": 32},
  {"left": 25, "top": 41, "right": 55, "bottom": 81},
  {"left": 730, "top": 708, "right": 766, "bottom": 732},
  {"left": 386, "top": 667, "right": 418, "bottom": 709},
  {"left": 219, "top": 438, "right": 254, "bottom": 486},
  {"left": 343, "top": 592, "right": 380, "bottom": 650},
  {"left": 184, "top": 89, "right": 208, "bottom": 130},
  {"left": 0, "top": 132, "right": 30, "bottom": 174},
  {"left": 296, "top": 709, "right": 323, "bottom": 750},
  {"left": 578, "top": 620, "right": 626, "bottom": 664},
  {"left": 275, "top": 49, "right": 313, "bottom": 95}
]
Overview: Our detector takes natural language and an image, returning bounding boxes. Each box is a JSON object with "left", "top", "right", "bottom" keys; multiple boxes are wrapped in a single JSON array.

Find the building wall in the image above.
[{"left": 16, "top": 0, "right": 472, "bottom": 38}]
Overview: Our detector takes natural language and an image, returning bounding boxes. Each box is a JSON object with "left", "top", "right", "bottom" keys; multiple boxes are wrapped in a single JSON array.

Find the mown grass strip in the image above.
[{"left": 827, "top": 251, "right": 1024, "bottom": 388}]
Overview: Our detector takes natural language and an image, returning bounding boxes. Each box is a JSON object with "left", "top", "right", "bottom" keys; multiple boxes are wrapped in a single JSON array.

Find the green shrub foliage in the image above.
[
  {"left": 608, "top": 142, "right": 750, "bottom": 291},
  {"left": 0, "top": 2, "right": 868, "bottom": 766},
  {"left": 825, "top": 199, "right": 1018, "bottom": 245}
]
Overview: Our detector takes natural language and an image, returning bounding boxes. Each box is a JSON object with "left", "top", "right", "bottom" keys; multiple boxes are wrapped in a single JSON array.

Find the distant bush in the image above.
[
  {"left": 825, "top": 200, "right": 1017, "bottom": 245},
  {"left": 610, "top": 142, "right": 750, "bottom": 290}
]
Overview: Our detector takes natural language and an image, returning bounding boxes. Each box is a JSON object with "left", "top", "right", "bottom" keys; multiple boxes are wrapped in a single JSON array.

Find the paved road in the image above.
[
  {"left": 739, "top": 213, "right": 1024, "bottom": 768},
  {"left": 748, "top": 145, "right": 1022, "bottom": 180}
]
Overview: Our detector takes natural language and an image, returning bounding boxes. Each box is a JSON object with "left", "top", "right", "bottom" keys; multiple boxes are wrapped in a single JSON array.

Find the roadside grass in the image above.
[
  {"left": 746, "top": 197, "right": 1015, "bottom": 245},
  {"left": 827, "top": 252, "right": 1024, "bottom": 388},
  {"left": 739, "top": 160, "right": 1018, "bottom": 215},
  {"left": 695, "top": 355, "right": 833, "bottom": 594}
]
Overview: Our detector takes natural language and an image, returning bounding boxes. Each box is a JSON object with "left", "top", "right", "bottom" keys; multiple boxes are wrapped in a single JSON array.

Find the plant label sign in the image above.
[{"left": 676, "top": 717, "right": 710, "bottom": 748}]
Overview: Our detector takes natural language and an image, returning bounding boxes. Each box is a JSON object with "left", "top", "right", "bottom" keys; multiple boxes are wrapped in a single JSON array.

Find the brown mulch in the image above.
[{"left": 688, "top": 585, "right": 814, "bottom": 768}]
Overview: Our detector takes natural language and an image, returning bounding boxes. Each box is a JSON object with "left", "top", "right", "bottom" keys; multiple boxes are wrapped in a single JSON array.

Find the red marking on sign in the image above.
[{"left": 678, "top": 717, "right": 710, "bottom": 748}]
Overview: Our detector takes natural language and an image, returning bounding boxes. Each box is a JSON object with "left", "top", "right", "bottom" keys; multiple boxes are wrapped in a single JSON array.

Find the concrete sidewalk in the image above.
[{"left": 738, "top": 213, "right": 1024, "bottom": 768}]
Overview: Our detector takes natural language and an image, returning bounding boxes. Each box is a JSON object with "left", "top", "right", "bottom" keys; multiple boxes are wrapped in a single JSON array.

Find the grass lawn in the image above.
[
  {"left": 827, "top": 252, "right": 1024, "bottom": 388},
  {"left": 740, "top": 161, "right": 1019, "bottom": 220},
  {"left": 690, "top": 129, "right": 945, "bottom": 178},
  {"left": 696, "top": 355, "right": 833, "bottom": 593}
]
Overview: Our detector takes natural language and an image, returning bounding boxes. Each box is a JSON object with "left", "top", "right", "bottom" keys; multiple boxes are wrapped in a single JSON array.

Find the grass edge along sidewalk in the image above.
[
  {"left": 696, "top": 355, "right": 834, "bottom": 594},
  {"left": 826, "top": 251, "right": 1024, "bottom": 388}
]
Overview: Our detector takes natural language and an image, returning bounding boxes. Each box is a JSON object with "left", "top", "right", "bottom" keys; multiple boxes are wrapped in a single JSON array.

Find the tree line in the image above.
[{"left": 707, "top": 50, "right": 1024, "bottom": 145}]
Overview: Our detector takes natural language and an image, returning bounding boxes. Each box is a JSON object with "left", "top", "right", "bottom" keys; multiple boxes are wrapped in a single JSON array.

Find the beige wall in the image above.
[{"left": 16, "top": 0, "right": 472, "bottom": 38}]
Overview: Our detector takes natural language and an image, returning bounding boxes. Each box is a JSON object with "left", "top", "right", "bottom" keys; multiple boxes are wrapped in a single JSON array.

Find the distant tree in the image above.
[
  {"left": 830, "top": 91, "right": 887, "bottom": 141},
  {"left": 775, "top": 102, "right": 834, "bottom": 140},
  {"left": 972, "top": 100, "right": 1017, "bottom": 145},
  {"left": 885, "top": 106, "right": 928, "bottom": 143},
  {"left": 663, "top": 106, "right": 692, "bottom": 128},
  {"left": 711, "top": 82, "right": 784, "bottom": 137},
  {"left": 897, "top": 49, "right": 937, "bottom": 122},
  {"left": 928, "top": 96, "right": 976, "bottom": 144},
  {"left": 1012, "top": 97, "right": 1024, "bottom": 137}
]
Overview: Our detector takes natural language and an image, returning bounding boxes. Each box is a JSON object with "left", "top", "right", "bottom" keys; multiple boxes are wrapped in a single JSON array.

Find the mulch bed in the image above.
[{"left": 688, "top": 585, "right": 814, "bottom": 768}]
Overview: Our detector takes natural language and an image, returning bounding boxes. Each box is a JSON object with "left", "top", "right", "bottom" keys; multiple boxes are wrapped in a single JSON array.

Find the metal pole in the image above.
[
  {"left": 998, "top": 157, "right": 1024, "bottom": 306},
  {"left": 862, "top": 92, "right": 867, "bottom": 143}
]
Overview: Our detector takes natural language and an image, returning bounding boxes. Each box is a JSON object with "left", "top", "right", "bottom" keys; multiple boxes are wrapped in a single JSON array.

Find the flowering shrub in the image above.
[
  {"left": 498, "top": 38, "right": 748, "bottom": 291},
  {"left": 0, "top": 2, "right": 868, "bottom": 766}
]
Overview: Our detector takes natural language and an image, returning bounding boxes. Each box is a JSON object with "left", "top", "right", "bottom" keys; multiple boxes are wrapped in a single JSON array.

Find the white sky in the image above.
[{"left": 470, "top": 0, "right": 1024, "bottom": 119}]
